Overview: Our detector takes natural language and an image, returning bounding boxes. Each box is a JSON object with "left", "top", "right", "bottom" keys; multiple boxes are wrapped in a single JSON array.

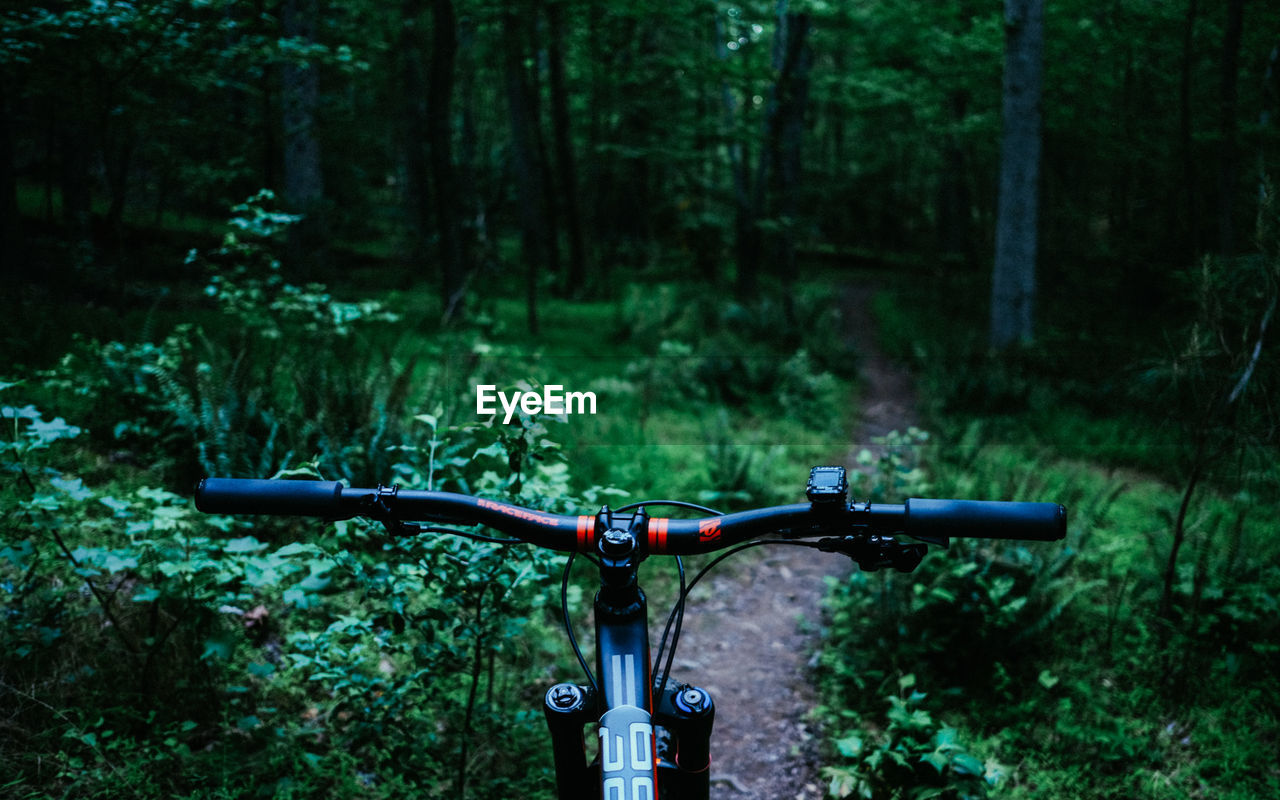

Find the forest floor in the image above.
[{"left": 676, "top": 284, "right": 917, "bottom": 798}]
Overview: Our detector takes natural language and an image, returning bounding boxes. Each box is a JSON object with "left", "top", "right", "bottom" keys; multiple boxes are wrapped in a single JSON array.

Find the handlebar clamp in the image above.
[{"left": 360, "top": 484, "right": 423, "bottom": 537}]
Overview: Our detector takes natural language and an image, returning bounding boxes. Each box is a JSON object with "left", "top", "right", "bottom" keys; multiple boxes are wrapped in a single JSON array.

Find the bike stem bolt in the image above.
[{"left": 600, "top": 529, "right": 636, "bottom": 557}]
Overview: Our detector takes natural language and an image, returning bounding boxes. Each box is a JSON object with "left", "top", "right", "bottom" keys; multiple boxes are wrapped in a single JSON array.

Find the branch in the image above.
[
  {"left": 18, "top": 467, "right": 143, "bottom": 657},
  {"left": 1227, "top": 294, "right": 1277, "bottom": 405}
]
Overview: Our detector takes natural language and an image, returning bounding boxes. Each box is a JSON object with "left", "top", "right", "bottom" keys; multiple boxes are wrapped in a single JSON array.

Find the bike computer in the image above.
[{"left": 806, "top": 466, "right": 848, "bottom": 505}]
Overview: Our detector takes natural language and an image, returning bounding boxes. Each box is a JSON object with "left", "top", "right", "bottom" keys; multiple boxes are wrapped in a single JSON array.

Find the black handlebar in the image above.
[
  {"left": 906, "top": 498, "right": 1066, "bottom": 542},
  {"left": 195, "top": 478, "right": 346, "bottom": 517},
  {"left": 194, "top": 478, "right": 1066, "bottom": 555}
]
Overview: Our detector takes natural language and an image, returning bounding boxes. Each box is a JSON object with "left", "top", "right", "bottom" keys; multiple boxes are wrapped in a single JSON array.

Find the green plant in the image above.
[
  {"left": 822, "top": 675, "right": 999, "bottom": 800},
  {"left": 2, "top": 372, "right": 585, "bottom": 798}
]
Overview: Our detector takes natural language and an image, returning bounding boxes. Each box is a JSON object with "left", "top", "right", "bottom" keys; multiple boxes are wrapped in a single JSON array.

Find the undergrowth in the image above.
[
  {"left": 2, "top": 195, "right": 859, "bottom": 798},
  {"left": 816, "top": 427, "right": 1279, "bottom": 799}
]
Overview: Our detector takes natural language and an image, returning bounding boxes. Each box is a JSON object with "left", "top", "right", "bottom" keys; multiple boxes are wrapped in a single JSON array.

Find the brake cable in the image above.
[
  {"left": 653, "top": 538, "right": 818, "bottom": 703},
  {"left": 560, "top": 552, "right": 599, "bottom": 696}
]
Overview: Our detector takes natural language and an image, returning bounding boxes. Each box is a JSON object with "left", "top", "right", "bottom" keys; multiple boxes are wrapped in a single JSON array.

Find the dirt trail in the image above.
[{"left": 673, "top": 284, "right": 916, "bottom": 798}]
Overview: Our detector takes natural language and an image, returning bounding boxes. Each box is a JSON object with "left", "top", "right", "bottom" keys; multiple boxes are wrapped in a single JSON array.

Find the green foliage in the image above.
[
  {"left": 822, "top": 675, "right": 998, "bottom": 800},
  {"left": 618, "top": 280, "right": 853, "bottom": 419},
  {"left": 818, "top": 420, "right": 1280, "bottom": 800},
  {"left": 1, "top": 260, "right": 595, "bottom": 798},
  {"left": 40, "top": 194, "right": 431, "bottom": 485},
  {"left": 2, "top": 372, "right": 579, "bottom": 797}
]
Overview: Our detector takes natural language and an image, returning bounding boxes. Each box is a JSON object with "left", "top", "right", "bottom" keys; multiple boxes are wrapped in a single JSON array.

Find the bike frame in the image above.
[{"left": 543, "top": 506, "right": 715, "bottom": 800}]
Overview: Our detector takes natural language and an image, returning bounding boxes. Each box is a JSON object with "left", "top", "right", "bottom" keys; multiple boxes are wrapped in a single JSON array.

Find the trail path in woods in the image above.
[{"left": 673, "top": 283, "right": 918, "bottom": 798}]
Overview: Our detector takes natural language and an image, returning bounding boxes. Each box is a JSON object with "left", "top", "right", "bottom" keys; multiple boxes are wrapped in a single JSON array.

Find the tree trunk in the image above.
[
  {"left": 529, "top": 15, "right": 562, "bottom": 285},
  {"left": 429, "top": 0, "right": 467, "bottom": 320},
  {"left": 58, "top": 119, "right": 93, "bottom": 256},
  {"left": 502, "top": 9, "right": 549, "bottom": 334},
  {"left": 456, "top": 18, "right": 487, "bottom": 258},
  {"left": 1180, "top": 0, "right": 1200, "bottom": 255},
  {"left": 1262, "top": 44, "right": 1278, "bottom": 206},
  {"left": 0, "top": 84, "right": 21, "bottom": 277},
  {"left": 772, "top": 10, "right": 811, "bottom": 283},
  {"left": 546, "top": 0, "right": 588, "bottom": 296},
  {"left": 989, "top": 0, "right": 1043, "bottom": 350},
  {"left": 281, "top": 0, "right": 326, "bottom": 272},
  {"left": 938, "top": 91, "right": 974, "bottom": 263},
  {"left": 1216, "top": 0, "right": 1244, "bottom": 255},
  {"left": 715, "top": 12, "right": 757, "bottom": 297},
  {"left": 103, "top": 127, "right": 134, "bottom": 247},
  {"left": 734, "top": 3, "right": 811, "bottom": 298},
  {"left": 401, "top": 0, "right": 434, "bottom": 292}
]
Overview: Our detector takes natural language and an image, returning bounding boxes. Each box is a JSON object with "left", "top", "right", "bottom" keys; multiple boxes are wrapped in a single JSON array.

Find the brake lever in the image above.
[{"left": 813, "top": 535, "right": 929, "bottom": 573}]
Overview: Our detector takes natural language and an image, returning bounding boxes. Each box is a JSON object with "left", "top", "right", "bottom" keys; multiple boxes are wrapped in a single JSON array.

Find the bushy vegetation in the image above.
[
  {"left": 814, "top": 212, "right": 1280, "bottom": 798},
  {"left": 0, "top": 210, "right": 578, "bottom": 796},
  {"left": 2, "top": 199, "right": 859, "bottom": 798}
]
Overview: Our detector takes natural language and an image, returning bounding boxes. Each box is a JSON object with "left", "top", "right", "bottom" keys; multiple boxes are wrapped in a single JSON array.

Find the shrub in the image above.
[{"left": 822, "top": 675, "right": 999, "bottom": 800}]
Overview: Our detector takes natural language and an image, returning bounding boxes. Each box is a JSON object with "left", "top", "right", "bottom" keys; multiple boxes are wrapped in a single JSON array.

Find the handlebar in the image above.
[{"left": 194, "top": 477, "right": 1066, "bottom": 556}]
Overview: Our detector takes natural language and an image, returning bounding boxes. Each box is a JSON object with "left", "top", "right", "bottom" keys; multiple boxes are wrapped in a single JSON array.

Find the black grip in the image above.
[
  {"left": 905, "top": 498, "right": 1066, "bottom": 541},
  {"left": 195, "top": 478, "right": 345, "bottom": 517}
]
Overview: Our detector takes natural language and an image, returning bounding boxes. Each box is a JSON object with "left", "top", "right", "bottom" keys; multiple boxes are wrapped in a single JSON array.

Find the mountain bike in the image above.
[{"left": 195, "top": 466, "right": 1066, "bottom": 799}]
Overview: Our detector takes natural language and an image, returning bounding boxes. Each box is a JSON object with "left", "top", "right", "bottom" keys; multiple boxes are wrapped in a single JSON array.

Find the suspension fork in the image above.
[
  {"left": 543, "top": 505, "right": 715, "bottom": 799},
  {"left": 543, "top": 678, "right": 717, "bottom": 800}
]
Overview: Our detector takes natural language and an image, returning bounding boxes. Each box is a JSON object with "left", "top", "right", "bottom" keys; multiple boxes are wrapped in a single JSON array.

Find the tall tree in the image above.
[
  {"left": 1180, "top": 0, "right": 1202, "bottom": 256},
  {"left": 716, "top": 11, "right": 754, "bottom": 295},
  {"left": 724, "top": 1, "right": 812, "bottom": 298},
  {"left": 281, "top": 0, "right": 327, "bottom": 270},
  {"left": 545, "top": 0, "right": 587, "bottom": 295},
  {"left": 502, "top": 8, "right": 552, "bottom": 333},
  {"left": 0, "top": 84, "right": 20, "bottom": 277},
  {"left": 429, "top": 0, "right": 468, "bottom": 318},
  {"left": 1217, "top": 0, "right": 1245, "bottom": 255},
  {"left": 989, "top": 0, "right": 1044, "bottom": 349},
  {"left": 769, "top": 7, "right": 811, "bottom": 283}
]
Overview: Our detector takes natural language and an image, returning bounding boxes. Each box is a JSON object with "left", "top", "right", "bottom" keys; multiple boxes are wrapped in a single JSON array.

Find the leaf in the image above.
[
  {"left": 99, "top": 496, "right": 132, "bottom": 517},
  {"left": 51, "top": 476, "right": 93, "bottom": 501},
  {"left": 1038, "top": 669, "right": 1060, "bottom": 690},
  {"left": 921, "top": 750, "right": 948, "bottom": 774},
  {"left": 102, "top": 552, "right": 139, "bottom": 573},
  {"left": 952, "top": 753, "right": 985, "bottom": 776},
  {"left": 274, "top": 542, "right": 323, "bottom": 557},
  {"left": 132, "top": 586, "right": 161, "bottom": 603},
  {"left": 28, "top": 415, "right": 82, "bottom": 444},
  {"left": 137, "top": 486, "right": 183, "bottom": 505},
  {"left": 224, "top": 536, "right": 268, "bottom": 553},
  {"left": 472, "top": 442, "right": 506, "bottom": 459},
  {"left": 201, "top": 634, "right": 235, "bottom": 661},
  {"left": 1, "top": 404, "right": 40, "bottom": 420},
  {"left": 835, "top": 733, "right": 863, "bottom": 758},
  {"left": 297, "top": 571, "right": 331, "bottom": 592}
]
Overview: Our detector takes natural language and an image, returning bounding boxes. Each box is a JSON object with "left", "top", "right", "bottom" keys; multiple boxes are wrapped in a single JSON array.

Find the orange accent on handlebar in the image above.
[
  {"left": 648, "top": 518, "right": 669, "bottom": 553},
  {"left": 576, "top": 515, "right": 594, "bottom": 552}
]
